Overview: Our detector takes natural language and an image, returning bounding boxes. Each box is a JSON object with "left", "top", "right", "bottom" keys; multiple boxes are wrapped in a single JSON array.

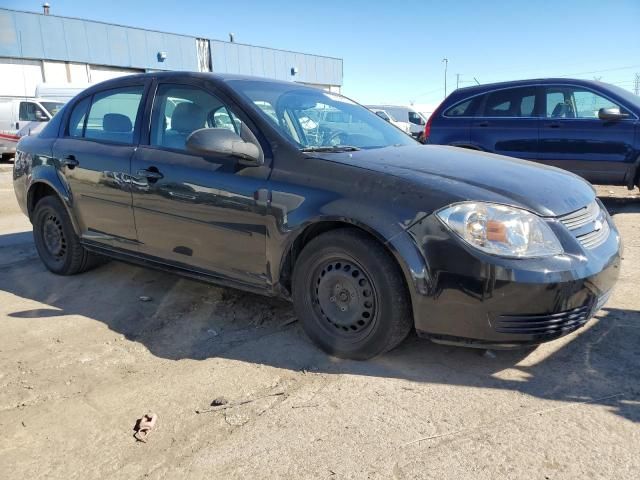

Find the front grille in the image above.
[
  {"left": 495, "top": 305, "right": 591, "bottom": 336},
  {"left": 559, "top": 201, "right": 610, "bottom": 249}
]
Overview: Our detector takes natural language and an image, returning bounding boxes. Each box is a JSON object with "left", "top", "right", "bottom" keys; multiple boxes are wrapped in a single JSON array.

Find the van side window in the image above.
[
  {"left": 67, "top": 97, "right": 91, "bottom": 138},
  {"left": 408, "top": 111, "right": 425, "bottom": 125},
  {"left": 19, "top": 102, "right": 47, "bottom": 121},
  {"left": 84, "top": 86, "right": 144, "bottom": 144}
]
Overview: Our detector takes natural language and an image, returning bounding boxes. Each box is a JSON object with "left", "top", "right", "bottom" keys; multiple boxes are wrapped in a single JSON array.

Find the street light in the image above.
[{"left": 442, "top": 58, "right": 448, "bottom": 98}]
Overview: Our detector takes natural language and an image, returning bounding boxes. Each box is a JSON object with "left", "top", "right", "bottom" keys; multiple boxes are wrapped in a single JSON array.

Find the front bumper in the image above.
[{"left": 406, "top": 209, "right": 622, "bottom": 348}]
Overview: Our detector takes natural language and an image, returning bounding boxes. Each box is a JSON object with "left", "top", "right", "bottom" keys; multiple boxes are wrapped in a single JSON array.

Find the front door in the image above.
[
  {"left": 131, "top": 82, "right": 271, "bottom": 287},
  {"left": 538, "top": 85, "right": 638, "bottom": 184},
  {"left": 470, "top": 86, "right": 540, "bottom": 161},
  {"left": 53, "top": 84, "right": 146, "bottom": 249}
]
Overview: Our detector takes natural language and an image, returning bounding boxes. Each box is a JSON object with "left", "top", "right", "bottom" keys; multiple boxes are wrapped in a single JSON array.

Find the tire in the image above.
[
  {"left": 32, "top": 195, "right": 104, "bottom": 275},
  {"left": 292, "top": 228, "right": 413, "bottom": 360}
]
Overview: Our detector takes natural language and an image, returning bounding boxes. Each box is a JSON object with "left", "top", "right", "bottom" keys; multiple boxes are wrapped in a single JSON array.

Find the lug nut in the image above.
[{"left": 330, "top": 296, "right": 336, "bottom": 302}]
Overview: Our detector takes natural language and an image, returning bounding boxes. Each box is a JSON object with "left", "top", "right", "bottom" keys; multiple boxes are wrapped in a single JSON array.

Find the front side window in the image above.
[
  {"left": 408, "top": 111, "right": 425, "bottom": 125},
  {"left": 150, "top": 84, "right": 243, "bottom": 152},
  {"left": 230, "top": 80, "right": 416, "bottom": 150},
  {"left": 84, "top": 85, "right": 144, "bottom": 144},
  {"left": 545, "top": 86, "right": 625, "bottom": 119},
  {"left": 483, "top": 87, "right": 537, "bottom": 117},
  {"left": 19, "top": 102, "right": 48, "bottom": 121}
]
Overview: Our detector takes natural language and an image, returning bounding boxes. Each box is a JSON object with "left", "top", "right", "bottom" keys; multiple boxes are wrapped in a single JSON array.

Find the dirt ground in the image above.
[{"left": 0, "top": 160, "right": 638, "bottom": 479}]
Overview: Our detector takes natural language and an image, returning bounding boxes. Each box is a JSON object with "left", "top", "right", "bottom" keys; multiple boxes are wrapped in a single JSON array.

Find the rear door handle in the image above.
[
  {"left": 61, "top": 155, "right": 79, "bottom": 168},
  {"left": 546, "top": 123, "right": 561, "bottom": 129},
  {"left": 137, "top": 168, "right": 164, "bottom": 180},
  {"left": 477, "top": 121, "right": 489, "bottom": 127}
]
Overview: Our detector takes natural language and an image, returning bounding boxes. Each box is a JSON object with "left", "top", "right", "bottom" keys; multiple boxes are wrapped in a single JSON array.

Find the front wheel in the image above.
[{"left": 292, "top": 229, "right": 413, "bottom": 360}]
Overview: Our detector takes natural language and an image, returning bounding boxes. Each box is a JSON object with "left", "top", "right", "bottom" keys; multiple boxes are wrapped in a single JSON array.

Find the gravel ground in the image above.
[{"left": 0, "top": 160, "right": 638, "bottom": 479}]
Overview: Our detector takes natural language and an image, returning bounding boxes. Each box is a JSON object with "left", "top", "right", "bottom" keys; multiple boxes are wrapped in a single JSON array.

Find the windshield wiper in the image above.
[{"left": 300, "top": 145, "right": 361, "bottom": 152}]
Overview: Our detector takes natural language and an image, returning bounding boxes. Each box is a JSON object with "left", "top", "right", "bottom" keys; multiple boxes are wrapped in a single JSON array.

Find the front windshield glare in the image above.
[
  {"left": 229, "top": 80, "right": 416, "bottom": 150},
  {"left": 41, "top": 102, "right": 64, "bottom": 116}
]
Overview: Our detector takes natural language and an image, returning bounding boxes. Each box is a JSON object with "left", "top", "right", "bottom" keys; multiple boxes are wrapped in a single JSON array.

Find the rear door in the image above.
[
  {"left": 52, "top": 81, "right": 148, "bottom": 249},
  {"left": 469, "top": 86, "right": 540, "bottom": 161},
  {"left": 130, "top": 81, "right": 271, "bottom": 287},
  {"left": 538, "top": 85, "right": 637, "bottom": 184}
]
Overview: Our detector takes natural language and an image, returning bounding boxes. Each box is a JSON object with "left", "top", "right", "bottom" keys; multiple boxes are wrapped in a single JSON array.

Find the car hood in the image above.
[{"left": 313, "top": 145, "right": 595, "bottom": 217}]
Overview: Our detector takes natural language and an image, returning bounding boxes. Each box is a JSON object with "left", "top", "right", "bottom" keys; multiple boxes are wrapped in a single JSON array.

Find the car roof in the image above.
[{"left": 451, "top": 78, "right": 613, "bottom": 97}]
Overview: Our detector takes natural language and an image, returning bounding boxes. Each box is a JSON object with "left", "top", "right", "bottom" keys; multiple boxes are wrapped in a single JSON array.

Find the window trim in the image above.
[{"left": 441, "top": 83, "right": 639, "bottom": 121}]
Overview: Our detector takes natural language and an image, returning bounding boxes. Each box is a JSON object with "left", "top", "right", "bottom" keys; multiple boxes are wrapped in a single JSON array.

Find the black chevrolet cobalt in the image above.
[{"left": 13, "top": 72, "right": 621, "bottom": 359}]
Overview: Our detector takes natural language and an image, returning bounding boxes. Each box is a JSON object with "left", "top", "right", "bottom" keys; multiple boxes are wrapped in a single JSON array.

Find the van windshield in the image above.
[
  {"left": 228, "top": 80, "right": 416, "bottom": 150},
  {"left": 40, "top": 102, "right": 65, "bottom": 117}
]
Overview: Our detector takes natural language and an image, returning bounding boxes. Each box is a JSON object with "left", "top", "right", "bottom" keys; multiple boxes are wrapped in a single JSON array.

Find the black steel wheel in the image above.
[
  {"left": 32, "top": 195, "right": 105, "bottom": 275},
  {"left": 292, "top": 228, "right": 413, "bottom": 359}
]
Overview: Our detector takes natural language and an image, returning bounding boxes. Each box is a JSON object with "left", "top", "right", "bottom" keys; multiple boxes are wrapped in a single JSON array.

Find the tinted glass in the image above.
[
  {"left": 444, "top": 98, "right": 479, "bottom": 117},
  {"left": 230, "top": 80, "right": 415, "bottom": 150},
  {"left": 408, "top": 111, "right": 425, "bottom": 125},
  {"left": 19, "top": 102, "right": 47, "bottom": 121},
  {"left": 484, "top": 87, "right": 537, "bottom": 117},
  {"left": 67, "top": 96, "right": 91, "bottom": 138},
  {"left": 150, "top": 84, "right": 243, "bottom": 151},
  {"left": 84, "top": 86, "right": 144, "bottom": 144}
]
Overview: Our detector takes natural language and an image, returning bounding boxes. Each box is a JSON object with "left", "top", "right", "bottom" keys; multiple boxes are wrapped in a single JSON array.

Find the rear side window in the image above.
[
  {"left": 67, "top": 96, "right": 91, "bottom": 138},
  {"left": 84, "top": 86, "right": 144, "bottom": 144},
  {"left": 483, "top": 87, "right": 537, "bottom": 117},
  {"left": 444, "top": 98, "right": 480, "bottom": 117}
]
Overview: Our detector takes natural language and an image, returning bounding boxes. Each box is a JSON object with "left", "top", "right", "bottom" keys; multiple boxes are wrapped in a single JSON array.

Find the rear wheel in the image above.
[
  {"left": 292, "top": 228, "right": 413, "bottom": 359},
  {"left": 32, "top": 195, "right": 104, "bottom": 275}
]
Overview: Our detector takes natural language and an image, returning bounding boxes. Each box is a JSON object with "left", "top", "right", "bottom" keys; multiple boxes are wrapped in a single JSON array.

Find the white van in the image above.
[
  {"left": 35, "top": 83, "right": 92, "bottom": 102},
  {"left": 366, "top": 105, "right": 428, "bottom": 138},
  {"left": 0, "top": 98, "right": 64, "bottom": 158}
]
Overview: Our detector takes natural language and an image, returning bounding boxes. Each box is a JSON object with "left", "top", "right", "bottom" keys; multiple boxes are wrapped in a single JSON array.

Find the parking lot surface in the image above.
[{"left": 0, "top": 161, "right": 638, "bottom": 479}]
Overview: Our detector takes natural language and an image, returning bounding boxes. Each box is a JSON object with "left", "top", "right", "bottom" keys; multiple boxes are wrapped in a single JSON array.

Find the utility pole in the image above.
[
  {"left": 635, "top": 73, "right": 640, "bottom": 96},
  {"left": 456, "top": 73, "right": 460, "bottom": 90},
  {"left": 442, "top": 58, "right": 448, "bottom": 98}
]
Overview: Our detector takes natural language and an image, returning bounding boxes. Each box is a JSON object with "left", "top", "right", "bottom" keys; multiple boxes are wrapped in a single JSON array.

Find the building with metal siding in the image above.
[{"left": 0, "top": 7, "right": 343, "bottom": 97}]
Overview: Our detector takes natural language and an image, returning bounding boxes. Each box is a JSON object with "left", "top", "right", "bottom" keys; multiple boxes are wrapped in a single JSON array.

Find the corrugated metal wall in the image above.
[
  {"left": 210, "top": 40, "right": 342, "bottom": 86},
  {"left": 0, "top": 8, "right": 343, "bottom": 86},
  {"left": 0, "top": 9, "right": 198, "bottom": 71}
]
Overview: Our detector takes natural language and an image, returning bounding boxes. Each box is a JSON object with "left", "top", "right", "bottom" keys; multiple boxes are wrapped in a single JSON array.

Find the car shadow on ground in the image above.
[{"left": 1, "top": 247, "right": 638, "bottom": 424}]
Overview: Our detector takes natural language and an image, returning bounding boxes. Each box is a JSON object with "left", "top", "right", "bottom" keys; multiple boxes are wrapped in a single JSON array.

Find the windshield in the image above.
[
  {"left": 603, "top": 82, "right": 640, "bottom": 111},
  {"left": 228, "top": 80, "right": 416, "bottom": 150},
  {"left": 40, "top": 101, "right": 65, "bottom": 117}
]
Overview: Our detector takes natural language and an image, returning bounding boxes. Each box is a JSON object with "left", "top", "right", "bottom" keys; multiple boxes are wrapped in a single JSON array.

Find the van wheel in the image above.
[
  {"left": 32, "top": 196, "right": 104, "bottom": 275},
  {"left": 292, "top": 229, "right": 413, "bottom": 360}
]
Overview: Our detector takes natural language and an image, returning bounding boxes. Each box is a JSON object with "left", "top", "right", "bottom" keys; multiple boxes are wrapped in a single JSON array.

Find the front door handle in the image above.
[
  {"left": 546, "top": 123, "right": 561, "bottom": 129},
  {"left": 477, "top": 121, "right": 489, "bottom": 127},
  {"left": 61, "top": 155, "right": 79, "bottom": 169},
  {"left": 137, "top": 168, "right": 164, "bottom": 181}
]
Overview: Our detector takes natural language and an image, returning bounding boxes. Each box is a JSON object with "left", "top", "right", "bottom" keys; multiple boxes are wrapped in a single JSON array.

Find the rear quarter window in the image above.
[{"left": 444, "top": 97, "right": 480, "bottom": 117}]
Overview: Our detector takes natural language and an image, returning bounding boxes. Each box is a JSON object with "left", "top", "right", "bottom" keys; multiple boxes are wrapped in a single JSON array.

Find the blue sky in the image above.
[{"left": 3, "top": 0, "right": 640, "bottom": 107}]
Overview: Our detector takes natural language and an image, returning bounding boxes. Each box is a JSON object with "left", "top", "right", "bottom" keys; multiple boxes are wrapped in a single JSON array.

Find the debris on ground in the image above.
[
  {"left": 207, "top": 329, "right": 218, "bottom": 336},
  {"left": 211, "top": 397, "right": 229, "bottom": 407},
  {"left": 196, "top": 391, "right": 286, "bottom": 414},
  {"left": 133, "top": 413, "right": 158, "bottom": 442},
  {"left": 138, "top": 296, "right": 152, "bottom": 302},
  {"left": 482, "top": 349, "right": 497, "bottom": 359}
]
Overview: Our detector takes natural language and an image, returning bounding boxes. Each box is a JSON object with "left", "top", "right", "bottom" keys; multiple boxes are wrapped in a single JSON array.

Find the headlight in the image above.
[{"left": 436, "top": 202, "right": 563, "bottom": 258}]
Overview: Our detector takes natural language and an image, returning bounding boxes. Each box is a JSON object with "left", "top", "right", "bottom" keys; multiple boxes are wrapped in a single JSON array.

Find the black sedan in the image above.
[{"left": 13, "top": 72, "right": 621, "bottom": 359}]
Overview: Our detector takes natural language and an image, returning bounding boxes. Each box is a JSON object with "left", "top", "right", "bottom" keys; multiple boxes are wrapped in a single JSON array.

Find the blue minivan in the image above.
[{"left": 425, "top": 79, "right": 640, "bottom": 189}]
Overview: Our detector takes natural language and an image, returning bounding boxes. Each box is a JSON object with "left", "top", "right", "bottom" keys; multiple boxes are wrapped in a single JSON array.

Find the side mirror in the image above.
[
  {"left": 186, "top": 128, "right": 263, "bottom": 166},
  {"left": 598, "top": 107, "right": 629, "bottom": 121},
  {"left": 35, "top": 110, "right": 48, "bottom": 121}
]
